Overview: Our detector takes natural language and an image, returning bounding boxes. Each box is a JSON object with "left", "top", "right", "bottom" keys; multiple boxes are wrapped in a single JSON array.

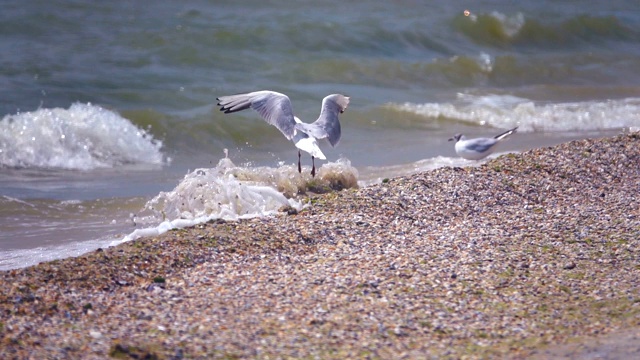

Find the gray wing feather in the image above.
[
  {"left": 217, "top": 91, "right": 296, "bottom": 140},
  {"left": 301, "top": 94, "right": 349, "bottom": 147},
  {"left": 466, "top": 138, "right": 497, "bottom": 153}
]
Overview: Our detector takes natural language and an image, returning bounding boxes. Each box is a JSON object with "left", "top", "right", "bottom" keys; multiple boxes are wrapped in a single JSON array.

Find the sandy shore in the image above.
[{"left": 1, "top": 133, "right": 639, "bottom": 359}]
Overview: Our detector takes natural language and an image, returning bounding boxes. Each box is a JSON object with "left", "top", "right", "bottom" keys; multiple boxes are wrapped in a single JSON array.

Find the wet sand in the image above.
[{"left": 1, "top": 132, "right": 638, "bottom": 359}]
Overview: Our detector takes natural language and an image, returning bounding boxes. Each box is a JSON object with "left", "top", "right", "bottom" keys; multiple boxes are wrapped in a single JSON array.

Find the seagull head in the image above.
[{"left": 324, "top": 94, "right": 350, "bottom": 114}]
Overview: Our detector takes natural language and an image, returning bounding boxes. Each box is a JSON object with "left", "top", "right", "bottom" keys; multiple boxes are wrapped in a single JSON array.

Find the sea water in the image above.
[{"left": 1, "top": 0, "right": 639, "bottom": 269}]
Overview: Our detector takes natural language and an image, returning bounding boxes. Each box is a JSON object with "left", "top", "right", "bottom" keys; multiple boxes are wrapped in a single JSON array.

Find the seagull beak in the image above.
[{"left": 448, "top": 137, "right": 454, "bottom": 142}]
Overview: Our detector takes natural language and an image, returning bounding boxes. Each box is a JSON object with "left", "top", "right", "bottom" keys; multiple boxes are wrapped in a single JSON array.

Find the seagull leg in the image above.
[
  {"left": 297, "top": 150, "right": 302, "bottom": 173},
  {"left": 311, "top": 156, "right": 316, "bottom": 178}
]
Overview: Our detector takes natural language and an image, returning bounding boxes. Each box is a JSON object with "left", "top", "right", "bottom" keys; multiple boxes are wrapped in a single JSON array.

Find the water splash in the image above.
[
  {"left": 111, "top": 156, "right": 359, "bottom": 246},
  {"left": 145, "top": 156, "right": 358, "bottom": 220}
]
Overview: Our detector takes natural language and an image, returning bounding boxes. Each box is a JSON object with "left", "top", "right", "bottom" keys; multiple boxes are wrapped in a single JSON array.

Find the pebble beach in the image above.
[{"left": 1, "top": 133, "right": 639, "bottom": 359}]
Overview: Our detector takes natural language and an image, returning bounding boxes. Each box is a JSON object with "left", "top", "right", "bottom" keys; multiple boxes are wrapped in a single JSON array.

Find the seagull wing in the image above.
[
  {"left": 295, "top": 94, "right": 349, "bottom": 147},
  {"left": 217, "top": 90, "right": 296, "bottom": 140},
  {"left": 464, "top": 138, "right": 497, "bottom": 153}
]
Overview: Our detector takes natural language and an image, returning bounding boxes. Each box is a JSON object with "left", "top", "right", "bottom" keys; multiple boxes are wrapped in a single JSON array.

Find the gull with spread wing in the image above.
[
  {"left": 448, "top": 127, "right": 518, "bottom": 160},
  {"left": 217, "top": 90, "right": 349, "bottom": 177}
]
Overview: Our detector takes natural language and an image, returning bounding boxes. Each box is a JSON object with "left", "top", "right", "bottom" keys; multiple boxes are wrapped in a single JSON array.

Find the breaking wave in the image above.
[{"left": 0, "top": 103, "right": 166, "bottom": 170}]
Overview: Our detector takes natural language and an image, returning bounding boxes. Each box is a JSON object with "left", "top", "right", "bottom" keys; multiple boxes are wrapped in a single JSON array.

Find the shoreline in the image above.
[{"left": 1, "top": 132, "right": 639, "bottom": 359}]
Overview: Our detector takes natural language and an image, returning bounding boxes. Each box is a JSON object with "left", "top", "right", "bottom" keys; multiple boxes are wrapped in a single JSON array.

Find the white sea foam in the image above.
[
  {"left": 0, "top": 103, "right": 165, "bottom": 170},
  {"left": 390, "top": 95, "right": 640, "bottom": 132}
]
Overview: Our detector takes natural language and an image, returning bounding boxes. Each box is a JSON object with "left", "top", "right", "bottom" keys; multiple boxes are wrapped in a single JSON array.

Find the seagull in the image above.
[
  {"left": 217, "top": 90, "right": 349, "bottom": 177},
  {"left": 448, "top": 127, "right": 518, "bottom": 160}
]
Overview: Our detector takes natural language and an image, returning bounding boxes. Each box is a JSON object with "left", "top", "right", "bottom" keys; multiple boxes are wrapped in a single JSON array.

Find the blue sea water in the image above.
[{"left": 1, "top": 0, "right": 639, "bottom": 269}]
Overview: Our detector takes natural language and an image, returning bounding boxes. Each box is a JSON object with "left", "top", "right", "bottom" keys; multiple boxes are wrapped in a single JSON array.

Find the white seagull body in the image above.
[
  {"left": 449, "top": 127, "right": 518, "bottom": 160},
  {"left": 216, "top": 90, "right": 349, "bottom": 176},
  {"left": 292, "top": 116, "right": 325, "bottom": 160}
]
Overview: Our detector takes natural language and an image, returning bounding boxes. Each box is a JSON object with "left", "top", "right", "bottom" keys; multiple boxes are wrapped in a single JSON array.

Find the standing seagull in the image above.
[
  {"left": 217, "top": 90, "right": 349, "bottom": 177},
  {"left": 448, "top": 127, "right": 518, "bottom": 160}
]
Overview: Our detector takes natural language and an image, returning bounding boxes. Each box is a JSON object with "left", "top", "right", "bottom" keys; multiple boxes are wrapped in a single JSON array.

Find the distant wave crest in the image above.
[
  {"left": 454, "top": 12, "right": 639, "bottom": 47},
  {"left": 0, "top": 103, "right": 166, "bottom": 170},
  {"left": 388, "top": 94, "right": 640, "bottom": 132}
]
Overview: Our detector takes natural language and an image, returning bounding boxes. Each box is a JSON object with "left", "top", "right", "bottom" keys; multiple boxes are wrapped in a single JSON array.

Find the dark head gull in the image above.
[{"left": 448, "top": 126, "right": 518, "bottom": 160}]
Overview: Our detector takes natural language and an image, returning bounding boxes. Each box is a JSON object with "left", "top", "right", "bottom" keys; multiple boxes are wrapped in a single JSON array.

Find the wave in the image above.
[
  {"left": 275, "top": 53, "right": 495, "bottom": 90},
  {"left": 0, "top": 103, "right": 166, "bottom": 170},
  {"left": 274, "top": 48, "right": 640, "bottom": 91},
  {"left": 209, "top": 11, "right": 639, "bottom": 60},
  {"left": 454, "top": 11, "right": 640, "bottom": 48},
  {"left": 388, "top": 94, "right": 640, "bottom": 132},
  {"left": 205, "top": 18, "right": 449, "bottom": 59}
]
